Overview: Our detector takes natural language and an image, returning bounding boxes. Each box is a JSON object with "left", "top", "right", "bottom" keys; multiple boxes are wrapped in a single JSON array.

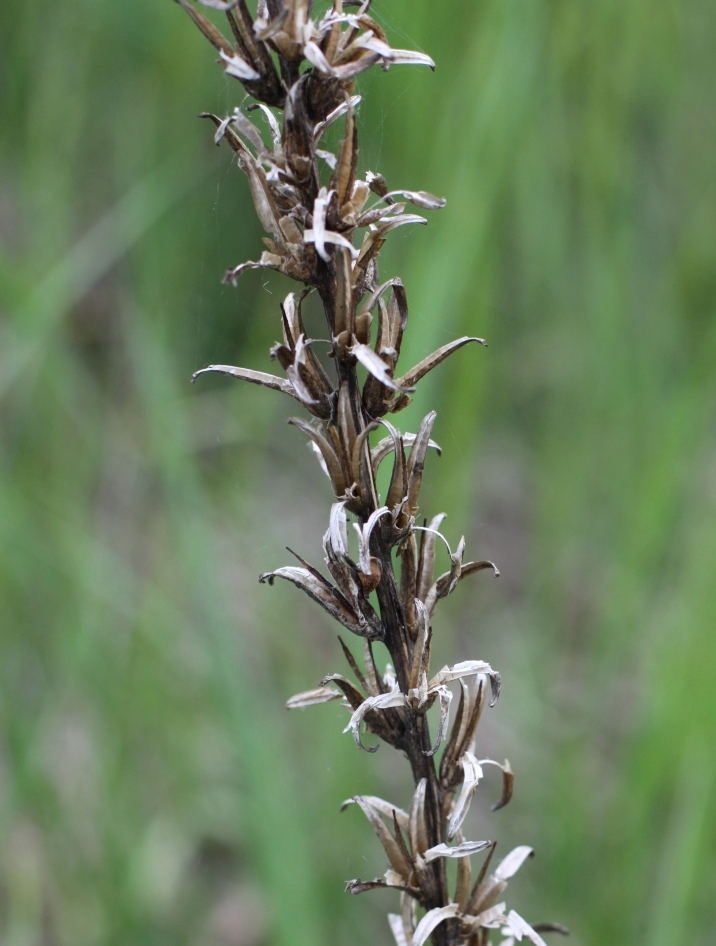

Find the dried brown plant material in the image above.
[{"left": 178, "top": 1, "right": 564, "bottom": 943}]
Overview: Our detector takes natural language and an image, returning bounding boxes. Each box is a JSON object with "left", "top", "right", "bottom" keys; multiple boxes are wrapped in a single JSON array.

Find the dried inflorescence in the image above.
[{"left": 179, "top": 2, "right": 566, "bottom": 944}]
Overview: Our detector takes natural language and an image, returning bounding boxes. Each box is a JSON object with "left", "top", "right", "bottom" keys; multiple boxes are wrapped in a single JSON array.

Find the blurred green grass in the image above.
[{"left": 1, "top": 0, "right": 715, "bottom": 944}]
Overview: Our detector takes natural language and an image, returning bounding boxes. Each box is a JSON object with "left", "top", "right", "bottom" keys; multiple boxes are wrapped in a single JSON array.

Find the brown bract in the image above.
[{"left": 180, "top": 2, "right": 565, "bottom": 944}]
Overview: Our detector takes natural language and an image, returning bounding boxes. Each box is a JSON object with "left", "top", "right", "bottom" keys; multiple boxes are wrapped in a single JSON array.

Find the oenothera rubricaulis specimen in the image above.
[{"left": 178, "top": 2, "right": 568, "bottom": 944}]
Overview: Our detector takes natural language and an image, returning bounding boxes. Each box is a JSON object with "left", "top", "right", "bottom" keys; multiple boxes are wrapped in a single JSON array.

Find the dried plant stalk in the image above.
[{"left": 178, "top": 2, "right": 567, "bottom": 944}]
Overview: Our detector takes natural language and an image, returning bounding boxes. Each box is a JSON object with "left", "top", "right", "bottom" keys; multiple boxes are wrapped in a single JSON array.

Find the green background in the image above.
[{"left": 2, "top": 1, "right": 715, "bottom": 943}]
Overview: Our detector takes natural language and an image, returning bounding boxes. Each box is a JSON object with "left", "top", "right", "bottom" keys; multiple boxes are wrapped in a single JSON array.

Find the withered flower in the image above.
[{"left": 179, "top": 2, "right": 566, "bottom": 944}]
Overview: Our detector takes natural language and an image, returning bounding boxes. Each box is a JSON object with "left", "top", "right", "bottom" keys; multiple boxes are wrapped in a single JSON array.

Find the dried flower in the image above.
[{"left": 179, "top": 1, "right": 567, "bottom": 943}]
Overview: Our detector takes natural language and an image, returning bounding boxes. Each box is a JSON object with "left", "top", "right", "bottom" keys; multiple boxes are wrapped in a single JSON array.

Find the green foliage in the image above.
[{"left": 1, "top": 0, "right": 715, "bottom": 944}]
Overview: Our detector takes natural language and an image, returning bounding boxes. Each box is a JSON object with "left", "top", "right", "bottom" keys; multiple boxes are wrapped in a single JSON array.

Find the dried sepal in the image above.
[
  {"left": 439, "top": 677, "right": 469, "bottom": 784},
  {"left": 332, "top": 96, "right": 358, "bottom": 207},
  {"left": 395, "top": 337, "right": 487, "bottom": 390},
  {"left": 338, "top": 635, "right": 373, "bottom": 695},
  {"left": 350, "top": 421, "right": 380, "bottom": 512},
  {"left": 484, "top": 758, "right": 514, "bottom": 812},
  {"left": 408, "top": 778, "right": 428, "bottom": 860},
  {"left": 384, "top": 48, "right": 436, "bottom": 69},
  {"left": 351, "top": 341, "right": 414, "bottom": 393},
  {"left": 286, "top": 335, "right": 334, "bottom": 417},
  {"left": 314, "top": 95, "right": 362, "bottom": 142},
  {"left": 380, "top": 189, "right": 446, "bottom": 209},
  {"left": 259, "top": 565, "right": 370, "bottom": 636},
  {"left": 173, "top": 0, "right": 235, "bottom": 55},
  {"left": 336, "top": 381, "right": 359, "bottom": 481},
  {"left": 191, "top": 363, "right": 300, "bottom": 402},
  {"left": 444, "top": 679, "right": 488, "bottom": 782},
  {"left": 381, "top": 423, "right": 406, "bottom": 510},
  {"left": 320, "top": 673, "right": 367, "bottom": 712},
  {"left": 455, "top": 847, "right": 472, "bottom": 913},
  {"left": 416, "top": 512, "right": 448, "bottom": 601},
  {"left": 225, "top": 2, "right": 284, "bottom": 105},
  {"left": 286, "top": 685, "right": 343, "bottom": 709},
  {"left": 408, "top": 601, "right": 432, "bottom": 693},
  {"left": 392, "top": 810, "right": 416, "bottom": 882},
  {"left": 531, "top": 923, "right": 570, "bottom": 936},
  {"left": 467, "top": 841, "right": 497, "bottom": 906},
  {"left": 350, "top": 796, "right": 413, "bottom": 878},
  {"left": 341, "top": 796, "right": 410, "bottom": 834},
  {"left": 334, "top": 246, "right": 354, "bottom": 339},
  {"left": 345, "top": 876, "right": 419, "bottom": 897},
  {"left": 288, "top": 417, "right": 347, "bottom": 496},
  {"left": 284, "top": 78, "right": 319, "bottom": 186},
  {"left": 353, "top": 506, "right": 390, "bottom": 587},
  {"left": 467, "top": 846, "right": 535, "bottom": 917},
  {"left": 400, "top": 538, "right": 419, "bottom": 634},
  {"left": 405, "top": 411, "right": 437, "bottom": 517}
]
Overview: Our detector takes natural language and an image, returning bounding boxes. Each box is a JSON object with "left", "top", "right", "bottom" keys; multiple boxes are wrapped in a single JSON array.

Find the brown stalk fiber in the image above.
[{"left": 178, "top": 2, "right": 567, "bottom": 944}]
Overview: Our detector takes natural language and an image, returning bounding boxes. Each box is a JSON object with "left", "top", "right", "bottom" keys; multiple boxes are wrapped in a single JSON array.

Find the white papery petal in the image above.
[
  {"left": 219, "top": 48, "right": 260, "bottom": 80},
  {"left": 388, "top": 914, "right": 411, "bottom": 946},
  {"left": 412, "top": 905, "right": 461, "bottom": 946},
  {"left": 506, "top": 911, "right": 548, "bottom": 946},
  {"left": 304, "top": 228, "right": 358, "bottom": 259},
  {"left": 495, "top": 846, "right": 534, "bottom": 881},
  {"left": 343, "top": 685, "right": 406, "bottom": 748},
  {"left": 448, "top": 752, "right": 483, "bottom": 840},
  {"left": 424, "top": 839, "right": 491, "bottom": 862}
]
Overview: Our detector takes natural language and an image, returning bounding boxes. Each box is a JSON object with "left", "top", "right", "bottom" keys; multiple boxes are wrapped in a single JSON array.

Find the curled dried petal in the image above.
[
  {"left": 448, "top": 752, "right": 483, "bottom": 840},
  {"left": 219, "top": 48, "right": 261, "bottom": 81},
  {"left": 494, "top": 846, "right": 534, "bottom": 881},
  {"left": 351, "top": 342, "right": 414, "bottom": 393},
  {"left": 381, "top": 189, "right": 446, "bottom": 209},
  {"left": 424, "top": 684, "right": 452, "bottom": 756},
  {"left": 423, "top": 840, "right": 491, "bottom": 862},
  {"left": 343, "top": 685, "right": 406, "bottom": 751},
  {"left": 506, "top": 911, "right": 549, "bottom": 946},
  {"left": 286, "top": 686, "right": 342, "bottom": 709},
  {"left": 412, "top": 904, "right": 461, "bottom": 946},
  {"left": 314, "top": 95, "right": 362, "bottom": 141},
  {"left": 304, "top": 228, "right": 358, "bottom": 259}
]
